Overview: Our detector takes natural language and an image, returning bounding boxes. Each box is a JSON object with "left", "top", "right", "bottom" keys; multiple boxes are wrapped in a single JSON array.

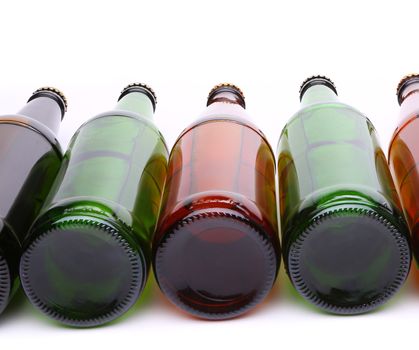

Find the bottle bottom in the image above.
[
  {"left": 0, "top": 254, "right": 11, "bottom": 314},
  {"left": 287, "top": 207, "right": 410, "bottom": 314},
  {"left": 20, "top": 217, "right": 145, "bottom": 327},
  {"left": 154, "top": 211, "right": 278, "bottom": 319}
]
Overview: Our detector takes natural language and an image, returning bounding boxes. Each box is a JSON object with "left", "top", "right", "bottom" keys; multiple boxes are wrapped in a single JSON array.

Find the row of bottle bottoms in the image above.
[{"left": 0, "top": 75, "right": 418, "bottom": 327}]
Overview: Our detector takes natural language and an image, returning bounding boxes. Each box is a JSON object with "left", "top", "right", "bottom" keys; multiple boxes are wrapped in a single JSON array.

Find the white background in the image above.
[{"left": 0, "top": 0, "right": 418, "bottom": 349}]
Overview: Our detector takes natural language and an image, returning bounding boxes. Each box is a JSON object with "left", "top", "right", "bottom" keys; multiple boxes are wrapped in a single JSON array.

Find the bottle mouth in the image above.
[
  {"left": 118, "top": 83, "right": 157, "bottom": 111},
  {"left": 154, "top": 210, "right": 278, "bottom": 319},
  {"left": 207, "top": 83, "right": 246, "bottom": 108},
  {"left": 20, "top": 217, "right": 146, "bottom": 327},
  {"left": 0, "top": 254, "right": 11, "bottom": 314},
  {"left": 396, "top": 74, "right": 419, "bottom": 105},
  {"left": 287, "top": 206, "right": 410, "bottom": 314},
  {"left": 299, "top": 75, "right": 338, "bottom": 101},
  {"left": 28, "top": 87, "right": 68, "bottom": 119}
]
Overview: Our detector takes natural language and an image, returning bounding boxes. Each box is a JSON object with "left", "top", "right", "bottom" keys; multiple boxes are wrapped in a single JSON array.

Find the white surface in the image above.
[{"left": 1, "top": 0, "right": 419, "bottom": 348}]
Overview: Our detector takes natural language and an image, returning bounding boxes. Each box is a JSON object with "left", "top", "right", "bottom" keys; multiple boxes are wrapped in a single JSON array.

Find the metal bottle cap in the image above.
[
  {"left": 118, "top": 83, "right": 157, "bottom": 111},
  {"left": 207, "top": 83, "right": 246, "bottom": 108},
  {"left": 28, "top": 86, "right": 68, "bottom": 119},
  {"left": 299, "top": 75, "right": 337, "bottom": 101},
  {"left": 396, "top": 74, "right": 419, "bottom": 105}
]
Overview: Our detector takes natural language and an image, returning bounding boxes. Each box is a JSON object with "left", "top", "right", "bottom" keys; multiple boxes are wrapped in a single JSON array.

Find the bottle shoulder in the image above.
[
  {"left": 281, "top": 102, "right": 371, "bottom": 134},
  {"left": 278, "top": 102, "right": 374, "bottom": 152},
  {"left": 388, "top": 114, "right": 419, "bottom": 157},
  {"left": 175, "top": 114, "right": 274, "bottom": 157},
  {"left": 73, "top": 110, "right": 168, "bottom": 153},
  {"left": 0, "top": 114, "right": 63, "bottom": 157}
]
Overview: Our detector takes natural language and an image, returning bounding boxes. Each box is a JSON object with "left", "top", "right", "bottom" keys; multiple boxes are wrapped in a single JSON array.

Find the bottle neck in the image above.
[
  {"left": 18, "top": 96, "right": 62, "bottom": 135},
  {"left": 300, "top": 85, "right": 339, "bottom": 107},
  {"left": 203, "top": 90, "right": 248, "bottom": 119},
  {"left": 399, "top": 81, "right": 419, "bottom": 123},
  {"left": 207, "top": 90, "right": 245, "bottom": 108},
  {"left": 115, "top": 92, "right": 154, "bottom": 120}
]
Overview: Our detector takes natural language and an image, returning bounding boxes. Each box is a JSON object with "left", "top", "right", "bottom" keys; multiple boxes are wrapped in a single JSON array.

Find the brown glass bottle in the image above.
[
  {"left": 0, "top": 87, "right": 66, "bottom": 315},
  {"left": 389, "top": 74, "right": 419, "bottom": 261},
  {"left": 153, "top": 84, "right": 280, "bottom": 319}
]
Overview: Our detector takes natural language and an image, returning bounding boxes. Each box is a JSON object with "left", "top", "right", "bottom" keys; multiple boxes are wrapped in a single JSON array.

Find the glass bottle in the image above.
[
  {"left": 278, "top": 76, "right": 411, "bottom": 314},
  {"left": 0, "top": 87, "right": 66, "bottom": 315},
  {"left": 153, "top": 84, "right": 280, "bottom": 319},
  {"left": 20, "top": 83, "right": 168, "bottom": 327},
  {"left": 389, "top": 74, "right": 419, "bottom": 261}
]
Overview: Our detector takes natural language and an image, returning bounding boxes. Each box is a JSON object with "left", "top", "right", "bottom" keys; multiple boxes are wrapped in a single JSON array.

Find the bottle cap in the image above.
[
  {"left": 118, "top": 83, "right": 157, "bottom": 111},
  {"left": 207, "top": 83, "right": 246, "bottom": 108},
  {"left": 396, "top": 74, "right": 419, "bottom": 105},
  {"left": 28, "top": 87, "right": 68, "bottom": 119},
  {"left": 299, "top": 75, "right": 337, "bottom": 101}
]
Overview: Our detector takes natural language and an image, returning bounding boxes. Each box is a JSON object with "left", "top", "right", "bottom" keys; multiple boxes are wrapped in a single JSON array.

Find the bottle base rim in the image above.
[
  {"left": 155, "top": 210, "right": 278, "bottom": 320},
  {"left": 0, "top": 254, "right": 10, "bottom": 314},
  {"left": 287, "top": 206, "right": 411, "bottom": 314},
  {"left": 20, "top": 217, "right": 146, "bottom": 327}
]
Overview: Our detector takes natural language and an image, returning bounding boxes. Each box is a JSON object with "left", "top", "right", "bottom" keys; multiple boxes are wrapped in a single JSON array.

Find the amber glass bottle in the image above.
[
  {"left": 389, "top": 74, "right": 419, "bottom": 261},
  {"left": 278, "top": 76, "right": 411, "bottom": 314},
  {"left": 153, "top": 84, "right": 280, "bottom": 319},
  {"left": 20, "top": 84, "right": 168, "bottom": 327},
  {"left": 0, "top": 87, "right": 66, "bottom": 315}
]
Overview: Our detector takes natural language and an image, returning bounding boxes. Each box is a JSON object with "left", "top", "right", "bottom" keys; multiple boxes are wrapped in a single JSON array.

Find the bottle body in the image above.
[
  {"left": 390, "top": 118, "right": 419, "bottom": 260},
  {"left": 20, "top": 86, "right": 168, "bottom": 326},
  {"left": 278, "top": 78, "right": 410, "bottom": 314},
  {"left": 154, "top": 85, "right": 280, "bottom": 319},
  {"left": 389, "top": 75, "right": 419, "bottom": 261},
  {"left": 0, "top": 90, "right": 64, "bottom": 315}
]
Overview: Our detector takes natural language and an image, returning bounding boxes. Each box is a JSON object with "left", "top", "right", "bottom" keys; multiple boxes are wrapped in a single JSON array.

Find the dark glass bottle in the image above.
[
  {"left": 153, "top": 84, "right": 280, "bottom": 319},
  {"left": 389, "top": 74, "right": 419, "bottom": 261},
  {"left": 278, "top": 76, "right": 411, "bottom": 314},
  {"left": 0, "top": 87, "right": 66, "bottom": 315},
  {"left": 20, "top": 83, "right": 168, "bottom": 327}
]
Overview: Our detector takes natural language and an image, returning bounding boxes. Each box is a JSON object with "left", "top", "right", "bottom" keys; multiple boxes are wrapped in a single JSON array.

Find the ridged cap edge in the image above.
[
  {"left": 28, "top": 87, "right": 68, "bottom": 119},
  {"left": 208, "top": 83, "right": 245, "bottom": 100},
  {"left": 396, "top": 74, "right": 419, "bottom": 105},
  {"left": 118, "top": 83, "right": 157, "bottom": 111},
  {"left": 207, "top": 83, "right": 246, "bottom": 108},
  {"left": 299, "top": 75, "right": 337, "bottom": 100}
]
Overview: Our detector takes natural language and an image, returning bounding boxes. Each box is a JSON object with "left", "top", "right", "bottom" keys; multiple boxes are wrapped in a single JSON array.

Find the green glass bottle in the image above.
[
  {"left": 278, "top": 76, "right": 411, "bottom": 314},
  {"left": 20, "top": 83, "right": 168, "bottom": 327},
  {"left": 0, "top": 87, "right": 66, "bottom": 315}
]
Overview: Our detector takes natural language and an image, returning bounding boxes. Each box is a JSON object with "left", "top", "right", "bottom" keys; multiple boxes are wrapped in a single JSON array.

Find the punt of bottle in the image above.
[
  {"left": 278, "top": 76, "right": 411, "bottom": 314},
  {"left": 153, "top": 84, "right": 280, "bottom": 319},
  {"left": 20, "top": 84, "right": 168, "bottom": 327},
  {"left": 0, "top": 87, "right": 65, "bottom": 315},
  {"left": 389, "top": 74, "right": 419, "bottom": 261}
]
